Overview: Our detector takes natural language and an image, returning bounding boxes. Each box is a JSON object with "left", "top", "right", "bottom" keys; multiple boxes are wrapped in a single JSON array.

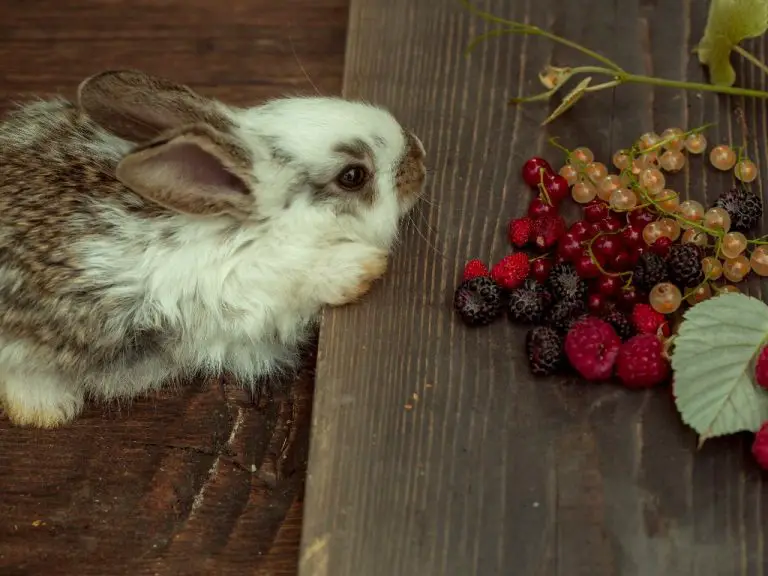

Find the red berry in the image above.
[
  {"left": 631, "top": 303, "right": 666, "bottom": 335},
  {"left": 490, "top": 253, "right": 530, "bottom": 290},
  {"left": 574, "top": 251, "right": 601, "bottom": 279},
  {"left": 628, "top": 209, "right": 656, "bottom": 228},
  {"left": 600, "top": 216, "right": 623, "bottom": 233},
  {"left": 584, "top": 201, "right": 609, "bottom": 222},
  {"left": 619, "top": 286, "right": 645, "bottom": 309},
  {"left": 531, "top": 215, "right": 566, "bottom": 250},
  {"left": 569, "top": 221, "right": 591, "bottom": 240},
  {"left": 621, "top": 226, "right": 643, "bottom": 248},
  {"left": 611, "top": 251, "right": 633, "bottom": 272},
  {"left": 587, "top": 292, "right": 606, "bottom": 314},
  {"left": 557, "top": 233, "right": 582, "bottom": 262},
  {"left": 462, "top": 259, "right": 489, "bottom": 281},
  {"left": 751, "top": 421, "right": 768, "bottom": 470},
  {"left": 597, "top": 274, "right": 621, "bottom": 296},
  {"left": 615, "top": 334, "right": 671, "bottom": 389},
  {"left": 521, "top": 157, "right": 553, "bottom": 188},
  {"left": 543, "top": 172, "right": 570, "bottom": 203},
  {"left": 627, "top": 245, "right": 646, "bottom": 267},
  {"left": 528, "top": 197, "right": 557, "bottom": 219},
  {"left": 508, "top": 217, "right": 533, "bottom": 248},
  {"left": 593, "top": 235, "right": 623, "bottom": 260},
  {"left": 531, "top": 258, "right": 553, "bottom": 283},
  {"left": 554, "top": 254, "right": 568, "bottom": 266},
  {"left": 650, "top": 236, "right": 673, "bottom": 256},
  {"left": 755, "top": 346, "right": 768, "bottom": 389},
  {"left": 565, "top": 317, "right": 621, "bottom": 381}
]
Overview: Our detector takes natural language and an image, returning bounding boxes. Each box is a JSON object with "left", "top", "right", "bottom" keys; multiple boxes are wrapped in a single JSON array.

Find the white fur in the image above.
[{"left": 0, "top": 96, "right": 424, "bottom": 426}]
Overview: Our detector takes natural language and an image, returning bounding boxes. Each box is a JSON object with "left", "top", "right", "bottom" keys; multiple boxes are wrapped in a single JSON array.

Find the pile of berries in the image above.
[{"left": 453, "top": 127, "right": 765, "bottom": 390}]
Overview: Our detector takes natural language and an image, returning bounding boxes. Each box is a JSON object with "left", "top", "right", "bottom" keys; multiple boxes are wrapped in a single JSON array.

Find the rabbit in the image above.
[{"left": 0, "top": 69, "right": 427, "bottom": 428}]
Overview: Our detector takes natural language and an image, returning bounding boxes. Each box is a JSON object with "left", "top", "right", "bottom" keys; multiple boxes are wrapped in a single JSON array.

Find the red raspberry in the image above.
[
  {"left": 752, "top": 421, "right": 768, "bottom": 470},
  {"left": 507, "top": 217, "right": 533, "bottom": 248},
  {"left": 462, "top": 259, "right": 489, "bottom": 281},
  {"left": 490, "top": 253, "right": 530, "bottom": 290},
  {"left": 564, "top": 317, "right": 621, "bottom": 381},
  {"left": 531, "top": 215, "right": 566, "bottom": 250},
  {"left": 631, "top": 303, "right": 669, "bottom": 336},
  {"left": 755, "top": 346, "right": 768, "bottom": 389},
  {"left": 615, "top": 333, "right": 670, "bottom": 388}
]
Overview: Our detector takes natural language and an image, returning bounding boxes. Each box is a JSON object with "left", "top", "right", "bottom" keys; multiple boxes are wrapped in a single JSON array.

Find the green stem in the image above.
[
  {"left": 733, "top": 45, "right": 768, "bottom": 79},
  {"left": 619, "top": 72, "right": 768, "bottom": 99}
]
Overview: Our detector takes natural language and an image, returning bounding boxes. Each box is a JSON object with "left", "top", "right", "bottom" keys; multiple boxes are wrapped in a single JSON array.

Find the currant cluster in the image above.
[{"left": 452, "top": 126, "right": 766, "bottom": 387}]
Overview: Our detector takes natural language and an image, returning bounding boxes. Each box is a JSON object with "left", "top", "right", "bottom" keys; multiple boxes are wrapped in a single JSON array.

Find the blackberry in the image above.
[
  {"left": 547, "top": 263, "right": 587, "bottom": 302},
  {"left": 714, "top": 185, "right": 763, "bottom": 232},
  {"left": 453, "top": 276, "right": 504, "bottom": 326},
  {"left": 632, "top": 252, "right": 668, "bottom": 293},
  {"left": 546, "top": 298, "right": 587, "bottom": 334},
  {"left": 526, "top": 326, "right": 564, "bottom": 376},
  {"left": 666, "top": 244, "right": 704, "bottom": 288},
  {"left": 508, "top": 287, "right": 547, "bottom": 324},
  {"left": 602, "top": 309, "right": 635, "bottom": 341}
]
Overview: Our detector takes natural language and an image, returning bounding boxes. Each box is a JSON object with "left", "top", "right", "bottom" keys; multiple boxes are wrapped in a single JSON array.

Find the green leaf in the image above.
[
  {"left": 696, "top": 0, "right": 768, "bottom": 86},
  {"left": 540, "top": 76, "right": 591, "bottom": 126},
  {"left": 672, "top": 292, "right": 768, "bottom": 441}
]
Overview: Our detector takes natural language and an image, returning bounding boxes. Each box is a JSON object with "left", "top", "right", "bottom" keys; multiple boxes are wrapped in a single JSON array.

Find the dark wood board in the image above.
[
  {"left": 301, "top": 0, "right": 768, "bottom": 574},
  {"left": 0, "top": 0, "right": 347, "bottom": 574}
]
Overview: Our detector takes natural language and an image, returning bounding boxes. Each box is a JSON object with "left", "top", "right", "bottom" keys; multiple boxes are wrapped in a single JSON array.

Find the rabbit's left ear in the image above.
[
  {"left": 116, "top": 123, "right": 256, "bottom": 219},
  {"left": 78, "top": 69, "right": 233, "bottom": 143}
]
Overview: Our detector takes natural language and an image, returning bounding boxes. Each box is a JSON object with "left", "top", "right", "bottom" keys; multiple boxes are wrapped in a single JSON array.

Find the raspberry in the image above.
[
  {"left": 508, "top": 279, "right": 552, "bottom": 324},
  {"left": 755, "top": 346, "right": 768, "bottom": 389},
  {"left": 602, "top": 308, "right": 635, "bottom": 341},
  {"left": 462, "top": 259, "right": 489, "bottom": 281},
  {"left": 714, "top": 185, "right": 763, "bottom": 233},
  {"left": 531, "top": 215, "right": 566, "bottom": 250},
  {"left": 666, "top": 244, "right": 704, "bottom": 288},
  {"left": 508, "top": 217, "right": 533, "bottom": 248},
  {"left": 631, "top": 303, "right": 667, "bottom": 335},
  {"left": 490, "top": 253, "right": 530, "bottom": 290},
  {"left": 453, "top": 276, "right": 504, "bottom": 326},
  {"left": 751, "top": 421, "right": 768, "bottom": 470},
  {"left": 632, "top": 252, "right": 669, "bottom": 293},
  {"left": 547, "top": 298, "right": 587, "bottom": 334},
  {"left": 564, "top": 317, "right": 621, "bottom": 381},
  {"left": 615, "top": 333, "right": 671, "bottom": 388},
  {"left": 526, "top": 326, "right": 564, "bottom": 376},
  {"left": 547, "top": 263, "right": 588, "bottom": 302}
]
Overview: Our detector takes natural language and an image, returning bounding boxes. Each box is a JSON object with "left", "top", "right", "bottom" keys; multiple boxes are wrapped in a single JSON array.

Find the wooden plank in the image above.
[
  {"left": 301, "top": 0, "right": 768, "bottom": 574},
  {"left": 0, "top": 0, "right": 347, "bottom": 573}
]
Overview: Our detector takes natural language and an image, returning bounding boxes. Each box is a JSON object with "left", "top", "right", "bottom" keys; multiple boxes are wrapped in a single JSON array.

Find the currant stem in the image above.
[{"left": 733, "top": 45, "right": 768, "bottom": 80}]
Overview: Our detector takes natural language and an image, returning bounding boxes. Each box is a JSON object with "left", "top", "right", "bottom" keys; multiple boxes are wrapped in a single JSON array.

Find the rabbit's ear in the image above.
[
  {"left": 78, "top": 69, "right": 234, "bottom": 143},
  {"left": 116, "top": 123, "right": 256, "bottom": 219}
]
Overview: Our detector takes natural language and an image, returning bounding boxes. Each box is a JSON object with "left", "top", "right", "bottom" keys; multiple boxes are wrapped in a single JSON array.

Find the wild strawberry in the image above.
[
  {"left": 490, "top": 253, "right": 530, "bottom": 290},
  {"left": 754, "top": 346, "right": 768, "bottom": 389},
  {"left": 531, "top": 215, "right": 566, "bottom": 250},
  {"left": 564, "top": 317, "right": 621, "bottom": 381},
  {"left": 507, "top": 217, "right": 533, "bottom": 248},
  {"left": 462, "top": 259, "right": 489, "bottom": 281},
  {"left": 751, "top": 421, "right": 768, "bottom": 470},
  {"left": 615, "top": 333, "right": 671, "bottom": 388},
  {"left": 631, "top": 303, "right": 669, "bottom": 336}
]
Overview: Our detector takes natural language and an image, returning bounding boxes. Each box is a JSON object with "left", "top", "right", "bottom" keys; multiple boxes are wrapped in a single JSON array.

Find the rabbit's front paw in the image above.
[{"left": 1, "top": 372, "right": 83, "bottom": 428}]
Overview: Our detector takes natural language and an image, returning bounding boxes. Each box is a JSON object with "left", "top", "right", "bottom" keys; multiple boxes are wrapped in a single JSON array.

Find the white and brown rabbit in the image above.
[{"left": 0, "top": 70, "right": 426, "bottom": 428}]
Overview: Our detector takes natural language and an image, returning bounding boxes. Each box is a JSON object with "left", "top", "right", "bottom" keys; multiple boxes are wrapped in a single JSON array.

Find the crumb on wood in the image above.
[{"left": 404, "top": 404, "right": 413, "bottom": 410}]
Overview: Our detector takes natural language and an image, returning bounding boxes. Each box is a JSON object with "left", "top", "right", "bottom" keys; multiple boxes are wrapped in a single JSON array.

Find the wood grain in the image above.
[
  {"left": 301, "top": 0, "right": 768, "bottom": 574},
  {"left": 0, "top": 0, "right": 347, "bottom": 574}
]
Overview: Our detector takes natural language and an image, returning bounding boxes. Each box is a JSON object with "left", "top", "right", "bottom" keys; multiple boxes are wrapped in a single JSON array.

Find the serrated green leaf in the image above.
[
  {"left": 541, "top": 77, "right": 591, "bottom": 126},
  {"left": 672, "top": 292, "right": 768, "bottom": 440},
  {"left": 697, "top": 0, "right": 768, "bottom": 86}
]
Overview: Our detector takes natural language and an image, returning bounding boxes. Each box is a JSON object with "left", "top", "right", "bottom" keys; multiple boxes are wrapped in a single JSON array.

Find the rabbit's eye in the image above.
[{"left": 336, "top": 165, "right": 368, "bottom": 190}]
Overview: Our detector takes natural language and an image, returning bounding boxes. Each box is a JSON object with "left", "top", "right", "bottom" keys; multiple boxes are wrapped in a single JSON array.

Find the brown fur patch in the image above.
[{"left": 395, "top": 131, "right": 426, "bottom": 200}]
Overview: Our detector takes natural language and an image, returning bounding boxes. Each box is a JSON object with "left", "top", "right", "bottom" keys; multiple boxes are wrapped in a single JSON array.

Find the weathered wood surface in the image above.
[
  {"left": 301, "top": 0, "right": 768, "bottom": 574},
  {"left": 0, "top": 1, "right": 347, "bottom": 574}
]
